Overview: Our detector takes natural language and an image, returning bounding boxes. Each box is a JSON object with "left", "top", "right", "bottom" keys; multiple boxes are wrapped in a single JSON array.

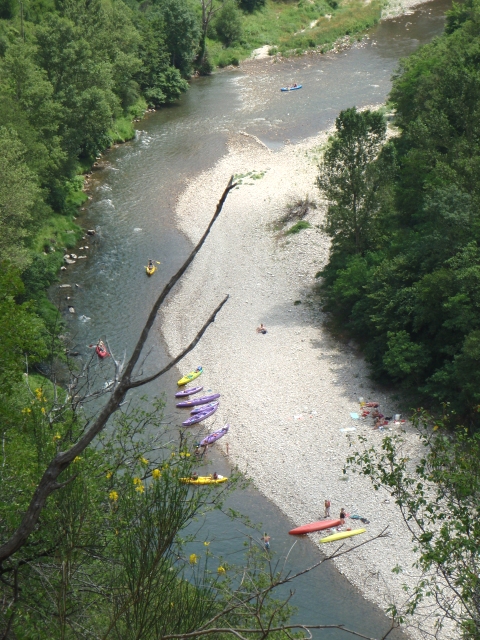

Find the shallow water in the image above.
[{"left": 53, "top": 2, "right": 450, "bottom": 636}]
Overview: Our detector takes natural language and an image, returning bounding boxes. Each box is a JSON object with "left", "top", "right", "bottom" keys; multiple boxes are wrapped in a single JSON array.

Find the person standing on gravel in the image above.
[{"left": 324, "top": 499, "right": 331, "bottom": 518}]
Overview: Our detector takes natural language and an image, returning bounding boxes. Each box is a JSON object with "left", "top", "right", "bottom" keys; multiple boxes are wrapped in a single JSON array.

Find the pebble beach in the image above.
[{"left": 160, "top": 129, "right": 455, "bottom": 639}]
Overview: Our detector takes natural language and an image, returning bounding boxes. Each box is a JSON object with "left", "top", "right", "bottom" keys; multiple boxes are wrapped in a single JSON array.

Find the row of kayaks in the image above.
[{"left": 176, "top": 366, "right": 230, "bottom": 447}]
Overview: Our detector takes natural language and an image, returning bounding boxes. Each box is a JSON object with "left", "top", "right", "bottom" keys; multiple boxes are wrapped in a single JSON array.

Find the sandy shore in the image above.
[{"left": 161, "top": 131, "right": 455, "bottom": 638}]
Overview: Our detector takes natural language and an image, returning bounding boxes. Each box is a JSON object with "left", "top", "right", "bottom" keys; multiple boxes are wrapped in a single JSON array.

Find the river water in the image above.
[{"left": 54, "top": 1, "right": 450, "bottom": 636}]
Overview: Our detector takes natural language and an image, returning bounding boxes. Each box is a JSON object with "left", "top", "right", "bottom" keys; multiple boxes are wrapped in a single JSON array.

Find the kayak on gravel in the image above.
[
  {"left": 191, "top": 401, "right": 219, "bottom": 415},
  {"left": 182, "top": 404, "right": 218, "bottom": 426},
  {"left": 176, "top": 393, "right": 220, "bottom": 408},
  {"left": 199, "top": 424, "right": 229, "bottom": 447},
  {"left": 175, "top": 386, "right": 203, "bottom": 398},
  {"left": 178, "top": 366, "right": 203, "bottom": 386},
  {"left": 289, "top": 519, "right": 342, "bottom": 535},
  {"left": 320, "top": 529, "right": 366, "bottom": 543}
]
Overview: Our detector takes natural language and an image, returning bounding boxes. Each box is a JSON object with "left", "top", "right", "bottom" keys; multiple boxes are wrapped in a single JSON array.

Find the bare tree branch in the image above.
[
  {"left": 0, "top": 177, "right": 236, "bottom": 565},
  {"left": 161, "top": 623, "right": 391, "bottom": 640}
]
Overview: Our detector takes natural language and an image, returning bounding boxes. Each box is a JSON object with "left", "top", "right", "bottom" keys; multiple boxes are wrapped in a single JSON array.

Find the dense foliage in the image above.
[
  {"left": 349, "top": 409, "right": 480, "bottom": 638},
  {"left": 318, "top": 0, "right": 480, "bottom": 427}
]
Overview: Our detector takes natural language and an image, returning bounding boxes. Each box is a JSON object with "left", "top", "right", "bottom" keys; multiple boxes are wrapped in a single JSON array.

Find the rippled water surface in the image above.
[{"left": 53, "top": 2, "right": 450, "bottom": 636}]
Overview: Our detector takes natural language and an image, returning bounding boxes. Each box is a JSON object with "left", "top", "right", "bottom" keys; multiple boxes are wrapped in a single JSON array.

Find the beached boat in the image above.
[
  {"left": 178, "top": 367, "right": 203, "bottom": 386},
  {"left": 199, "top": 424, "right": 229, "bottom": 446},
  {"left": 176, "top": 393, "right": 220, "bottom": 408},
  {"left": 191, "top": 401, "right": 219, "bottom": 414},
  {"left": 319, "top": 528, "right": 366, "bottom": 543},
  {"left": 182, "top": 403, "right": 218, "bottom": 426},
  {"left": 289, "top": 519, "right": 342, "bottom": 535},
  {"left": 175, "top": 386, "right": 203, "bottom": 397}
]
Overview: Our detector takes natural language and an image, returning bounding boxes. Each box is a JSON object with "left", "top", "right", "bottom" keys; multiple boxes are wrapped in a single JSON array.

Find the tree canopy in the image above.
[{"left": 317, "top": 0, "right": 480, "bottom": 428}]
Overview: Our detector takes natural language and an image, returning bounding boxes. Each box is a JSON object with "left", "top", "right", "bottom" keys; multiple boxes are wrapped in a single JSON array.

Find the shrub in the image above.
[{"left": 214, "top": 2, "right": 243, "bottom": 47}]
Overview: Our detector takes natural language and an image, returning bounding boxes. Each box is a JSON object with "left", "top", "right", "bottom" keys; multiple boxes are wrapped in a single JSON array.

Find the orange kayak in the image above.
[{"left": 289, "top": 519, "right": 342, "bottom": 535}]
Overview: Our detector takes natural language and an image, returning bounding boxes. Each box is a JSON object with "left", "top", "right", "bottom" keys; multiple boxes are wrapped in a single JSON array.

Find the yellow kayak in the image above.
[
  {"left": 177, "top": 366, "right": 203, "bottom": 386},
  {"left": 180, "top": 476, "right": 228, "bottom": 485},
  {"left": 320, "top": 528, "right": 366, "bottom": 543},
  {"left": 146, "top": 265, "right": 156, "bottom": 276}
]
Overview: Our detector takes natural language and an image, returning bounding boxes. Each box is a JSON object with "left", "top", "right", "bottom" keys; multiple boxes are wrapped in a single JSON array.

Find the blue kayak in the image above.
[{"left": 281, "top": 85, "right": 302, "bottom": 92}]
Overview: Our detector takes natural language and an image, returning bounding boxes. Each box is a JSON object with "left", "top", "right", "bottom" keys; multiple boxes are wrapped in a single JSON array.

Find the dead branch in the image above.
[{"left": 0, "top": 177, "right": 236, "bottom": 565}]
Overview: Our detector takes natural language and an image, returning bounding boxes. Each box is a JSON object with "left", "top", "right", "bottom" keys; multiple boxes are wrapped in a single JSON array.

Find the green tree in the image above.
[
  {"left": 0, "top": 127, "right": 41, "bottom": 265},
  {"left": 317, "top": 107, "right": 387, "bottom": 254},
  {"left": 214, "top": 1, "right": 243, "bottom": 46},
  {"left": 349, "top": 408, "right": 480, "bottom": 638}
]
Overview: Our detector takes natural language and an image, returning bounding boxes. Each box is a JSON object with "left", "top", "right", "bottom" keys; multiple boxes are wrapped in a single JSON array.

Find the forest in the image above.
[
  {"left": 2, "top": 0, "right": 480, "bottom": 636},
  {"left": 318, "top": 0, "right": 480, "bottom": 429}
]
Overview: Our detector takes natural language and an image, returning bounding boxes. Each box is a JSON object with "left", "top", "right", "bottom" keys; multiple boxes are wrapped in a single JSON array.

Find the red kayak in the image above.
[
  {"left": 289, "top": 519, "right": 342, "bottom": 535},
  {"left": 96, "top": 345, "right": 109, "bottom": 359}
]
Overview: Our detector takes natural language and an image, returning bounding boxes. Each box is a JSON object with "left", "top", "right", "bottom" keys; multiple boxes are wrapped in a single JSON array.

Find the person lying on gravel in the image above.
[{"left": 256, "top": 323, "right": 267, "bottom": 334}]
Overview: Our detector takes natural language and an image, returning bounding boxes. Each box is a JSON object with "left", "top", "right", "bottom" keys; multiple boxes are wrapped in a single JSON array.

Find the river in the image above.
[{"left": 54, "top": 2, "right": 450, "bottom": 636}]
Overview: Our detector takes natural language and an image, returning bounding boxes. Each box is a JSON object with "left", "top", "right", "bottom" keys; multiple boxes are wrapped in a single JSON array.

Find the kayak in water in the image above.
[
  {"left": 177, "top": 366, "right": 203, "bottom": 386},
  {"left": 145, "top": 265, "right": 156, "bottom": 276},
  {"left": 96, "top": 342, "right": 109, "bottom": 358},
  {"left": 281, "top": 84, "right": 302, "bottom": 92}
]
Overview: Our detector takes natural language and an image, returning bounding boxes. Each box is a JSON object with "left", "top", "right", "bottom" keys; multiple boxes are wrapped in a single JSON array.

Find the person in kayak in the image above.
[
  {"left": 97, "top": 340, "right": 106, "bottom": 351},
  {"left": 261, "top": 533, "right": 271, "bottom": 550},
  {"left": 293, "top": 83, "right": 298, "bottom": 88},
  {"left": 147, "top": 259, "right": 154, "bottom": 269}
]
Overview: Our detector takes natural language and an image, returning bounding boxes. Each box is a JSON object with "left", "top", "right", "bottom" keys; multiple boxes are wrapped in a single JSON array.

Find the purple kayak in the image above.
[
  {"left": 182, "top": 404, "right": 218, "bottom": 426},
  {"left": 191, "top": 401, "right": 219, "bottom": 415},
  {"left": 176, "top": 393, "right": 220, "bottom": 408},
  {"left": 199, "top": 424, "right": 230, "bottom": 447},
  {"left": 175, "top": 386, "right": 203, "bottom": 398}
]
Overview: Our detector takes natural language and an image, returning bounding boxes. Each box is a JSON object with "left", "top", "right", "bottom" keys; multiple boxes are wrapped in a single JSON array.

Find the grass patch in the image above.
[
  {"left": 107, "top": 97, "right": 147, "bottom": 145},
  {"left": 208, "top": 0, "right": 383, "bottom": 67},
  {"left": 286, "top": 220, "right": 312, "bottom": 234},
  {"left": 234, "top": 170, "right": 267, "bottom": 184}
]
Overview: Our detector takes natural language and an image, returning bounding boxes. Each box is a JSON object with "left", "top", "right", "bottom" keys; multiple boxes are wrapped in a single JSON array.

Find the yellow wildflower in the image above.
[
  {"left": 73, "top": 456, "right": 82, "bottom": 463},
  {"left": 53, "top": 433, "right": 61, "bottom": 442},
  {"left": 133, "top": 477, "right": 142, "bottom": 485},
  {"left": 140, "top": 456, "right": 148, "bottom": 465},
  {"left": 217, "top": 566, "right": 226, "bottom": 574},
  {"left": 433, "top": 425, "right": 439, "bottom": 431},
  {"left": 152, "top": 469, "right": 161, "bottom": 480},
  {"left": 35, "top": 388, "right": 43, "bottom": 399},
  {"left": 203, "top": 541, "right": 210, "bottom": 547},
  {"left": 179, "top": 452, "right": 191, "bottom": 458},
  {"left": 171, "top": 452, "right": 176, "bottom": 458},
  {"left": 135, "top": 483, "right": 145, "bottom": 494},
  {"left": 22, "top": 408, "right": 32, "bottom": 414},
  {"left": 189, "top": 553, "right": 197, "bottom": 565},
  {"left": 109, "top": 490, "right": 119, "bottom": 502},
  {"left": 41, "top": 407, "right": 46, "bottom": 415},
  {"left": 106, "top": 471, "right": 113, "bottom": 479}
]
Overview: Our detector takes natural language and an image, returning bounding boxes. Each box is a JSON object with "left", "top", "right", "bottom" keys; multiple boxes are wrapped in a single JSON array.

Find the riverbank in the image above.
[{"left": 161, "top": 130, "right": 455, "bottom": 639}]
